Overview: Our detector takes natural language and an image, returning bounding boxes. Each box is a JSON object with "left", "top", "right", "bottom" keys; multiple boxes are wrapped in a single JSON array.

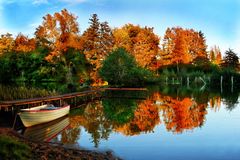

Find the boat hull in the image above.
[{"left": 19, "top": 105, "right": 70, "bottom": 127}]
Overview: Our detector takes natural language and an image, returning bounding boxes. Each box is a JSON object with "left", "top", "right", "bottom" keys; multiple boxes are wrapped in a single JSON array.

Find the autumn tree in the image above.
[
  {"left": 82, "top": 14, "right": 114, "bottom": 85},
  {"left": 161, "top": 27, "right": 208, "bottom": 66},
  {"left": 188, "top": 31, "right": 207, "bottom": 59},
  {"left": 113, "top": 24, "right": 160, "bottom": 69},
  {"left": 172, "top": 30, "right": 189, "bottom": 72},
  {"left": 14, "top": 33, "right": 36, "bottom": 53},
  {"left": 161, "top": 28, "right": 175, "bottom": 65},
  {"left": 209, "top": 46, "right": 222, "bottom": 65},
  {"left": 35, "top": 9, "right": 81, "bottom": 62},
  {"left": 0, "top": 33, "right": 14, "bottom": 54},
  {"left": 112, "top": 27, "right": 131, "bottom": 52},
  {"left": 100, "top": 21, "right": 114, "bottom": 56}
]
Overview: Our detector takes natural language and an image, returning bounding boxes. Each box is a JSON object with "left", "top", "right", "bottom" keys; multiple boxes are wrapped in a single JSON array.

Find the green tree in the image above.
[
  {"left": 99, "top": 48, "right": 153, "bottom": 87},
  {"left": 221, "top": 49, "right": 239, "bottom": 71}
]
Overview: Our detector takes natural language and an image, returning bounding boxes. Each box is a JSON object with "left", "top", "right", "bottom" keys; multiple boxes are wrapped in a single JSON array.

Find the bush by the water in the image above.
[{"left": 99, "top": 48, "right": 156, "bottom": 87}]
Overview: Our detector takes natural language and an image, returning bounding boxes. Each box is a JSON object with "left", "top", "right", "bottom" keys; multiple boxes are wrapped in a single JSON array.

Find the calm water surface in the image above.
[{"left": 19, "top": 88, "right": 240, "bottom": 160}]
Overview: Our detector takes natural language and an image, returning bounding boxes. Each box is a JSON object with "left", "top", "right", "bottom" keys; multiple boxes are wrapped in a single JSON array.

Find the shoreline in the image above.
[{"left": 0, "top": 128, "right": 122, "bottom": 160}]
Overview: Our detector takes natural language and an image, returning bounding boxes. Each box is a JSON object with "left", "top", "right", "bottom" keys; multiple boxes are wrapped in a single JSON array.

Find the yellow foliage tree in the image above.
[
  {"left": 209, "top": 45, "right": 222, "bottom": 65},
  {"left": 0, "top": 33, "right": 14, "bottom": 54},
  {"left": 113, "top": 24, "right": 160, "bottom": 70},
  {"left": 35, "top": 9, "right": 81, "bottom": 62}
]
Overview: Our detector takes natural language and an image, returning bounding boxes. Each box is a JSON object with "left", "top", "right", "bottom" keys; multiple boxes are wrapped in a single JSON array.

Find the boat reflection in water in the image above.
[{"left": 22, "top": 116, "right": 70, "bottom": 142}]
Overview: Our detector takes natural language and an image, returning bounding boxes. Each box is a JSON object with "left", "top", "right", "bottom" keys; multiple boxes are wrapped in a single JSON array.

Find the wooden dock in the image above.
[
  {"left": 0, "top": 88, "right": 148, "bottom": 111},
  {"left": 0, "top": 89, "right": 104, "bottom": 111}
]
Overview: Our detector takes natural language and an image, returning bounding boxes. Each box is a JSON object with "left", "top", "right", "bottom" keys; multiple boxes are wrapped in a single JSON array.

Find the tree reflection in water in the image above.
[
  {"left": 102, "top": 98, "right": 137, "bottom": 125},
  {"left": 60, "top": 101, "right": 113, "bottom": 147},
  {"left": 150, "top": 92, "right": 207, "bottom": 133},
  {"left": 58, "top": 87, "right": 239, "bottom": 148},
  {"left": 115, "top": 99, "right": 160, "bottom": 136}
]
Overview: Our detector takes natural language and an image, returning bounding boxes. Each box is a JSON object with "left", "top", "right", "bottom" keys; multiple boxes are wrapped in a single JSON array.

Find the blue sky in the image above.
[{"left": 0, "top": 0, "right": 239, "bottom": 54}]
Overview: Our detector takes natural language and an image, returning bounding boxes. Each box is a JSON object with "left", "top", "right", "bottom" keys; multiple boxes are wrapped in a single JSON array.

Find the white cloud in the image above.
[
  {"left": 59, "top": 0, "right": 87, "bottom": 4},
  {"left": 32, "top": 0, "right": 48, "bottom": 5}
]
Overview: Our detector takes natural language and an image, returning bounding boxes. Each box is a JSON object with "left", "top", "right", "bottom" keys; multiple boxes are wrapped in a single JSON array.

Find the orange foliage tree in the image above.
[
  {"left": 82, "top": 14, "right": 114, "bottom": 85},
  {"left": 0, "top": 33, "right": 14, "bottom": 54},
  {"left": 209, "top": 45, "right": 222, "bottom": 65},
  {"left": 113, "top": 24, "right": 160, "bottom": 70},
  {"left": 14, "top": 33, "right": 36, "bottom": 53},
  {"left": 161, "top": 27, "right": 207, "bottom": 66},
  {"left": 35, "top": 9, "right": 81, "bottom": 62}
]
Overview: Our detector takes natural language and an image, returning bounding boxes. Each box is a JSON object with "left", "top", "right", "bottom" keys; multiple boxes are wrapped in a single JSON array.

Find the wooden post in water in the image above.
[
  {"left": 60, "top": 99, "right": 62, "bottom": 107},
  {"left": 172, "top": 77, "right": 174, "bottom": 84},
  {"left": 187, "top": 77, "right": 189, "bottom": 88},
  {"left": 180, "top": 77, "right": 183, "bottom": 86},
  {"left": 220, "top": 76, "right": 223, "bottom": 93},
  {"left": 165, "top": 77, "right": 168, "bottom": 85},
  {"left": 74, "top": 97, "right": 77, "bottom": 106},
  {"left": 194, "top": 77, "right": 197, "bottom": 83},
  {"left": 231, "top": 76, "right": 234, "bottom": 93}
]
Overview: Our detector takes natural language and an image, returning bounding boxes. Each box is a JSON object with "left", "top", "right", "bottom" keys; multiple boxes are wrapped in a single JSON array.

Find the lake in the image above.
[{"left": 16, "top": 86, "right": 240, "bottom": 160}]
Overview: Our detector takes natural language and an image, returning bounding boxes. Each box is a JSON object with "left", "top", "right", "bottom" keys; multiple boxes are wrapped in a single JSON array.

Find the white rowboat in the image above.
[{"left": 19, "top": 104, "right": 70, "bottom": 127}]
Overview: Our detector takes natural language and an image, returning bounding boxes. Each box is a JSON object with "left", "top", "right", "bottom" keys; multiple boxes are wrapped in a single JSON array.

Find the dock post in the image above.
[
  {"left": 187, "top": 77, "right": 189, "bottom": 88},
  {"left": 220, "top": 76, "right": 223, "bottom": 93},
  {"left": 74, "top": 97, "right": 77, "bottom": 106},
  {"left": 231, "top": 76, "right": 234, "bottom": 93},
  {"left": 60, "top": 99, "right": 62, "bottom": 107}
]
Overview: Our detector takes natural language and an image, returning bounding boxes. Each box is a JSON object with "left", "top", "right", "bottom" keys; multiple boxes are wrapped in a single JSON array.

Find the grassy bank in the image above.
[{"left": 0, "top": 128, "right": 121, "bottom": 160}]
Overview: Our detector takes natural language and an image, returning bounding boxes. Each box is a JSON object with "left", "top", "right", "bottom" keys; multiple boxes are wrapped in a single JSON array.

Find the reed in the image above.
[{"left": 0, "top": 85, "right": 58, "bottom": 101}]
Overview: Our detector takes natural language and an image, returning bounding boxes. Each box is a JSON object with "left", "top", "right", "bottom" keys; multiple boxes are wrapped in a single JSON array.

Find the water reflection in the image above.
[
  {"left": 115, "top": 99, "right": 160, "bottom": 136},
  {"left": 158, "top": 96, "right": 207, "bottom": 133},
  {"left": 54, "top": 86, "right": 239, "bottom": 149},
  {"left": 65, "top": 102, "right": 113, "bottom": 147},
  {"left": 22, "top": 116, "right": 69, "bottom": 142}
]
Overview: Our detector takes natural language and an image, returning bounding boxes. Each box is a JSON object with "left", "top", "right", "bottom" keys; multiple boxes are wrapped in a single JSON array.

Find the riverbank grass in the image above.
[{"left": 0, "top": 135, "right": 31, "bottom": 160}]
